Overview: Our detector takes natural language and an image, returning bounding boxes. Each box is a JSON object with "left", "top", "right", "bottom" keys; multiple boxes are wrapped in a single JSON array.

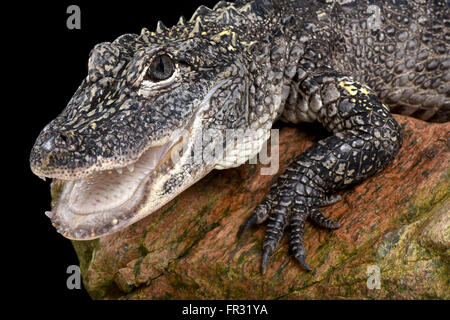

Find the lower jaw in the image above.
[
  {"left": 48, "top": 175, "right": 150, "bottom": 240},
  {"left": 44, "top": 132, "right": 218, "bottom": 239},
  {"left": 47, "top": 163, "right": 212, "bottom": 240},
  {"left": 48, "top": 135, "right": 192, "bottom": 239},
  {"left": 47, "top": 143, "right": 179, "bottom": 239}
]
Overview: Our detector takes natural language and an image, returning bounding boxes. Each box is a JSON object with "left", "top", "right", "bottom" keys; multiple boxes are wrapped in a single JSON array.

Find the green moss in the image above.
[
  {"left": 71, "top": 239, "right": 99, "bottom": 278},
  {"left": 137, "top": 244, "right": 149, "bottom": 257},
  {"left": 133, "top": 256, "right": 145, "bottom": 278},
  {"left": 141, "top": 200, "right": 179, "bottom": 239},
  {"left": 168, "top": 269, "right": 201, "bottom": 295},
  {"left": 396, "top": 173, "right": 449, "bottom": 225},
  {"left": 178, "top": 221, "right": 220, "bottom": 259},
  {"left": 50, "top": 180, "right": 65, "bottom": 207},
  {"left": 237, "top": 243, "right": 258, "bottom": 265},
  {"left": 160, "top": 199, "right": 179, "bottom": 219}
]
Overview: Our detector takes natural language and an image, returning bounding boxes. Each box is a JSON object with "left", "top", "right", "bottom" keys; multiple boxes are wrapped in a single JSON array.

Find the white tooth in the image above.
[
  {"left": 44, "top": 211, "right": 53, "bottom": 218},
  {"left": 127, "top": 164, "right": 134, "bottom": 172},
  {"left": 116, "top": 168, "right": 123, "bottom": 174},
  {"left": 38, "top": 175, "right": 46, "bottom": 181}
]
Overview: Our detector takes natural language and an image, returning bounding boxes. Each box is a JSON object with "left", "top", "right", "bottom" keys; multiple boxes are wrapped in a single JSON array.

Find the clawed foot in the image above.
[{"left": 238, "top": 185, "right": 341, "bottom": 274}]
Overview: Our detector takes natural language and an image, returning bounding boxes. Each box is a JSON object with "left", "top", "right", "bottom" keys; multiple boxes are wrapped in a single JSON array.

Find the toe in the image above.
[
  {"left": 295, "top": 254, "right": 312, "bottom": 271},
  {"left": 309, "top": 207, "right": 341, "bottom": 229}
]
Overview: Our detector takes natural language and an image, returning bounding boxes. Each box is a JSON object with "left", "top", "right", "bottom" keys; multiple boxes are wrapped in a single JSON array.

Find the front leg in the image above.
[{"left": 239, "top": 72, "right": 402, "bottom": 273}]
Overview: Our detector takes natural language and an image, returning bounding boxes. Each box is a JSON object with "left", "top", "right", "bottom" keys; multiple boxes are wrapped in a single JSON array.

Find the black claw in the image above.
[
  {"left": 237, "top": 213, "right": 258, "bottom": 239},
  {"left": 261, "top": 248, "right": 270, "bottom": 274},
  {"left": 296, "top": 255, "right": 312, "bottom": 271}
]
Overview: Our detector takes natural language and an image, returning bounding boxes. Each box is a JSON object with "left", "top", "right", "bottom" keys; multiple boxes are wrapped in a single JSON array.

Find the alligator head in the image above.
[{"left": 29, "top": 5, "right": 281, "bottom": 239}]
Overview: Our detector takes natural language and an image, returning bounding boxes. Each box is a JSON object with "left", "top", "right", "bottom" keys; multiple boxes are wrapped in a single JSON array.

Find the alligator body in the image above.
[{"left": 30, "top": 0, "right": 449, "bottom": 273}]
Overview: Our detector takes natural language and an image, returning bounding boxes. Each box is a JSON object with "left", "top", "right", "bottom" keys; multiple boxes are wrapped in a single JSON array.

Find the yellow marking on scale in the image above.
[
  {"left": 231, "top": 32, "right": 237, "bottom": 46},
  {"left": 212, "top": 29, "right": 237, "bottom": 44},
  {"left": 359, "top": 86, "right": 372, "bottom": 96},
  {"left": 338, "top": 80, "right": 359, "bottom": 95},
  {"left": 338, "top": 80, "right": 372, "bottom": 96},
  {"left": 241, "top": 40, "right": 257, "bottom": 46},
  {"left": 217, "top": 29, "right": 233, "bottom": 37},
  {"left": 87, "top": 109, "right": 97, "bottom": 117}
]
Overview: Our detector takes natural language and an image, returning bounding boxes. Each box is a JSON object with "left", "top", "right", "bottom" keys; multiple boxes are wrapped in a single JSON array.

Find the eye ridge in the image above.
[{"left": 146, "top": 54, "right": 174, "bottom": 82}]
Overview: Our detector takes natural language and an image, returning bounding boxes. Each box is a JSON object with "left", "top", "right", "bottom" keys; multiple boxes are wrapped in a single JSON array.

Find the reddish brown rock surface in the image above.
[{"left": 52, "top": 115, "right": 449, "bottom": 299}]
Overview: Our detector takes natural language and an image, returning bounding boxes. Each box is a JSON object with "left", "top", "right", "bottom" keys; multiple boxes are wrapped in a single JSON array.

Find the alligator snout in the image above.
[
  {"left": 35, "top": 129, "right": 82, "bottom": 154},
  {"left": 30, "top": 128, "right": 88, "bottom": 179}
]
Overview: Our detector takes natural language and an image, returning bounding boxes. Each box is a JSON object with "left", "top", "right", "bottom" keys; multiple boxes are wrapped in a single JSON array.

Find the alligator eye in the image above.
[{"left": 146, "top": 54, "right": 174, "bottom": 81}]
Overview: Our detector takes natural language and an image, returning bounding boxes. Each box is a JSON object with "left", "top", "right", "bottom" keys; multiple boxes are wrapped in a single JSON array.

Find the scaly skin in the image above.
[{"left": 30, "top": 0, "right": 449, "bottom": 273}]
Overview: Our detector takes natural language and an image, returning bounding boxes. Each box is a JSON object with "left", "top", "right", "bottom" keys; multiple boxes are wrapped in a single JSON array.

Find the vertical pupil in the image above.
[
  {"left": 159, "top": 56, "right": 165, "bottom": 74},
  {"left": 146, "top": 54, "right": 175, "bottom": 81},
  {"left": 147, "top": 54, "right": 174, "bottom": 81}
]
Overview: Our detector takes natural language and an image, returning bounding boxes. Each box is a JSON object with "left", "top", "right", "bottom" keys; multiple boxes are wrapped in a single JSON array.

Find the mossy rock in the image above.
[{"left": 50, "top": 115, "right": 449, "bottom": 299}]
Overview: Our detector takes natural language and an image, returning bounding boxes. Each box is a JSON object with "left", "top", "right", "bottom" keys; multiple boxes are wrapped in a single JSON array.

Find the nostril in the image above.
[
  {"left": 54, "top": 132, "right": 71, "bottom": 147},
  {"left": 40, "top": 132, "right": 78, "bottom": 152},
  {"left": 57, "top": 132, "right": 78, "bottom": 152},
  {"left": 59, "top": 133, "right": 68, "bottom": 144}
]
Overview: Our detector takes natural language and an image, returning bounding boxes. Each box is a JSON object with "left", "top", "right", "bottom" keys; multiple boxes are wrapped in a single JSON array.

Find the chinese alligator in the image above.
[{"left": 30, "top": 0, "right": 449, "bottom": 273}]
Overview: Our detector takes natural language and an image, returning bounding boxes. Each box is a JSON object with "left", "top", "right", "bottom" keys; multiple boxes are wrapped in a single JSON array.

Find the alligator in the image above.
[{"left": 30, "top": 0, "right": 449, "bottom": 273}]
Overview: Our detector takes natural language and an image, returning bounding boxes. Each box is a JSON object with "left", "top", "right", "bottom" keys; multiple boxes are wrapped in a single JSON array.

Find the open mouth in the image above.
[
  {"left": 47, "top": 138, "right": 181, "bottom": 240},
  {"left": 35, "top": 79, "right": 230, "bottom": 240}
]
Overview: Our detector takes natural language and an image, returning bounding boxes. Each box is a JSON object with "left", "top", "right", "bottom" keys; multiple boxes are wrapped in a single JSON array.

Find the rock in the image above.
[{"left": 51, "top": 115, "right": 449, "bottom": 299}]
